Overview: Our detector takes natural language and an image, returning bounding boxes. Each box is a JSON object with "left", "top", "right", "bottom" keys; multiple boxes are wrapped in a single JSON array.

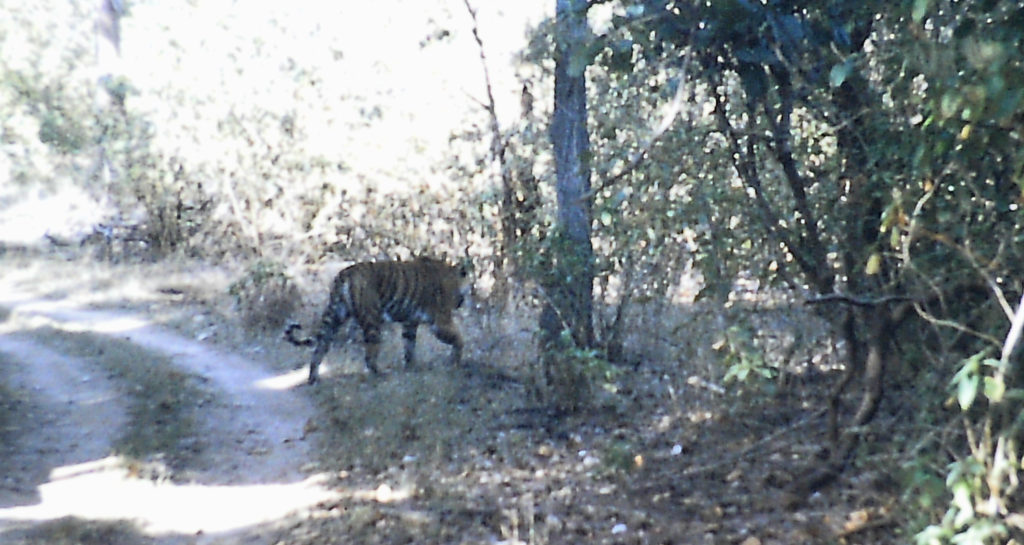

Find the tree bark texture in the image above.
[{"left": 544, "top": 0, "right": 594, "bottom": 348}]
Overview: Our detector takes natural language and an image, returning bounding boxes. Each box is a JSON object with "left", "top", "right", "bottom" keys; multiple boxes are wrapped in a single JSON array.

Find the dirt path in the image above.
[
  {"left": 0, "top": 292, "right": 337, "bottom": 544},
  {"left": 0, "top": 335, "right": 128, "bottom": 508}
]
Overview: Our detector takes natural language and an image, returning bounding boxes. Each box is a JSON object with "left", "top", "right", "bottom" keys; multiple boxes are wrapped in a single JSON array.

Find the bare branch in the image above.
[
  {"left": 1001, "top": 291, "right": 1024, "bottom": 363},
  {"left": 805, "top": 293, "right": 917, "bottom": 307},
  {"left": 462, "top": 0, "right": 506, "bottom": 165},
  {"left": 763, "top": 65, "right": 831, "bottom": 293},
  {"left": 712, "top": 83, "right": 820, "bottom": 285}
]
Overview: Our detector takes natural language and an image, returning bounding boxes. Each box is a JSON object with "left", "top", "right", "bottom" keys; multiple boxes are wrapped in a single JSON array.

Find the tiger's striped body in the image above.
[{"left": 286, "top": 257, "right": 469, "bottom": 384}]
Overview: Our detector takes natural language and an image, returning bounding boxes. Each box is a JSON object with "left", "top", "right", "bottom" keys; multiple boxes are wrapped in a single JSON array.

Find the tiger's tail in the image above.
[{"left": 284, "top": 323, "right": 315, "bottom": 346}]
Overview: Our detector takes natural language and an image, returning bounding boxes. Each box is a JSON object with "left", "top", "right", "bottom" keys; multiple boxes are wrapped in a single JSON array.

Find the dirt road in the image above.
[{"left": 0, "top": 285, "right": 337, "bottom": 544}]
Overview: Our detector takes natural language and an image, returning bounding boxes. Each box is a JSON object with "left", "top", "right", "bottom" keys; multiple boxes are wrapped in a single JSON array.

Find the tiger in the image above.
[{"left": 285, "top": 256, "right": 471, "bottom": 384}]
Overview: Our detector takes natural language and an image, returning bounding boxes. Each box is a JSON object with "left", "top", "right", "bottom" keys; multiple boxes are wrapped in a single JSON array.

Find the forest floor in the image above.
[{"left": 0, "top": 245, "right": 911, "bottom": 545}]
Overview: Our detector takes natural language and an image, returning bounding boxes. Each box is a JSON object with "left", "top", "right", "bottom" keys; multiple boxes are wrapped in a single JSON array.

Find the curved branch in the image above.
[
  {"left": 711, "top": 83, "right": 821, "bottom": 286},
  {"left": 764, "top": 65, "right": 831, "bottom": 293},
  {"left": 805, "top": 293, "right": 917, "bottom": 307}
]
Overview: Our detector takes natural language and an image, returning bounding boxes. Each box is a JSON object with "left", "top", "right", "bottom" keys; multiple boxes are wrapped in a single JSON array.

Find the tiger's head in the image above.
[{"left": 413, "top": 255, "right": 472, "bottom": 311}]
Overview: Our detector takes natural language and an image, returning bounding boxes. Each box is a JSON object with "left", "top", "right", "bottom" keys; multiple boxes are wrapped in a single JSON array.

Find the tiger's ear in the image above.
[
  {"left": 457, "top": 256, "right": 473, "bottom": 278},
  {"left": 458, "top": 245, "right": 474, "bottom": 277}
]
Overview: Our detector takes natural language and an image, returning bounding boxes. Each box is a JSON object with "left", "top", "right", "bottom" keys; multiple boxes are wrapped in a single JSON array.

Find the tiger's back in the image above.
[{"left": 286, "top": 257, "right": 469, "bottom": 384}]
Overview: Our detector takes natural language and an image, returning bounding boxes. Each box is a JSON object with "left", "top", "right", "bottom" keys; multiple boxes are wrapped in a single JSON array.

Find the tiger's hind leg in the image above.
[{"left": 307, "top": 306, "right": 344, "bottom": 385}]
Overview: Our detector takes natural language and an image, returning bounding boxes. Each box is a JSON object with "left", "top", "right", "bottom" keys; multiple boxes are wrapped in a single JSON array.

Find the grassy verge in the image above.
[
  {"left": 0, "top": 351, "right": 21, "bottom": 455},
  {"left": 26, "top": 327, "right": 213, "bottom": 475},
  {"left": 305, "top": 360, "right": 589, "bottom": 543},
  {"left": 2, "top": 516, "right": 152, "bottom": 545},
  {"left": 312, "top": 367, "right": 482, "bottom": 474}
]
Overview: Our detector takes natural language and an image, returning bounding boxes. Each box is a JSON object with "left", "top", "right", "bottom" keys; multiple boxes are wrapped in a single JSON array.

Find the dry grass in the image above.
[
  {"left": 0, "top": 353, "right": 22, "bottom": 469},
  {"left": 310, "top": 359, "right": 531, "bottom": 473},
  {"left": 228, "top": 260, "right": 301, "bottom": 333},
  {"left": 272, "top": 292, "right": 918, "bottom": 545},
  {"left": 0, "top": 517, "right": 152, "bottom": 545}
]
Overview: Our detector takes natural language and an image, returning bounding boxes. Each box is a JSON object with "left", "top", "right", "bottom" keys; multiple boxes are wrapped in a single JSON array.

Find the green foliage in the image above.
[
  {"left": 0, "top": 4, "right": 95, "bottom": 188},
  {"left": 948, "top": 351, "right": 1003, "bottom": 412},
  {"left": 600, "top": 439, "right": 640, "bottom": 473},
  {"left": 536, "top": 314, "right": 625, "bottom": 413},
  {"left": 718, "top": 324, "right": 776, "bottom": 386},
  {"left": 903, "top": 4, "right": 1024, "bottom": 537},
  {"left": 5, "top": 0, "right": 1024, "bottom": 538},
  {"left": 565, "top": 330, "right": 625, "bottom": 393},
  {"left": 902, "top": 457, "right": 949, "bottom": 523},
  {"left": 37, "top": 108, "right": 89, "bottom": 153},
  {"left": 918, "top": 344, "right": 1024, "bottom": 544},
  {"left": 542, "top": 328, "right": 597, "bottom": 413},
  {"left": 587, "top": 0, "right": 1024, "bottom": 540}
]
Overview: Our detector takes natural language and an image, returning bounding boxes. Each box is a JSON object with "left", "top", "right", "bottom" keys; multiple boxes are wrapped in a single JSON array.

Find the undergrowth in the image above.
[
  {"left": 312, "top": 362, "right": 526, "bottom": 475},
  {"left": 0, "top": 353, "right": 21, "bottom": 463},
  {"left": 1, "top": 516, "right": 152, "bottom": 545}
]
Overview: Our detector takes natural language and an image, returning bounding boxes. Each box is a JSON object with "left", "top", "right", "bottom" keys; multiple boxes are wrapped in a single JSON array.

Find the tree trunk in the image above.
[
  {"left": 91, "top": 0, "right": 123, "bottom": 187},
  {"left": 543, "top": 0, "right": 594, "bottom": 349}
]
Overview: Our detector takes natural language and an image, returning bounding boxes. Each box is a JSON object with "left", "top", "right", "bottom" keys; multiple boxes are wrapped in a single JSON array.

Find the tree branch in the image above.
[
  {"left": 462, "top": 0, "right": 506, "bottom": 166},
  {"left": 805, "top": 293, "right": 917, "bottom": 308},
  {"left": 463, "top": 0, "right": 520, "bottom": 271},
  {"left": 764, "top": 65, "right": 831, "bottom": 293},
  {"left": 712, "top": 84, "right": 818, "bottom": 283}
]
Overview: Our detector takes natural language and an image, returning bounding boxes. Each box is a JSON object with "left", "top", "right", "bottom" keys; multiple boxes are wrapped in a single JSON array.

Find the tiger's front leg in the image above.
[
  {"left": 402, "top": 323, "right": 418, "bottom": 369},
  {"left": 361, "top": 327, "right": 383, "bottom": 375},
  {"left": 430, "top": 320, "right": 463, "bottom": 366}
]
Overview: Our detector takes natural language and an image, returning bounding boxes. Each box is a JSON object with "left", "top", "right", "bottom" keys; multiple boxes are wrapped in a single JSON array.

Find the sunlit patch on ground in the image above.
[
  {"left": 253, "top": 367, "right": 312, "bottom": 391},
  {"left": 0, "top": 456, "right": 336, "bottom": 537}
]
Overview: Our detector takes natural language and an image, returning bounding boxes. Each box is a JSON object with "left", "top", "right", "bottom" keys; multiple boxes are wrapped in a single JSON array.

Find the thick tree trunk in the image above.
[{"left": 543, "top": 0, "right": 594, "bottom": 349}]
